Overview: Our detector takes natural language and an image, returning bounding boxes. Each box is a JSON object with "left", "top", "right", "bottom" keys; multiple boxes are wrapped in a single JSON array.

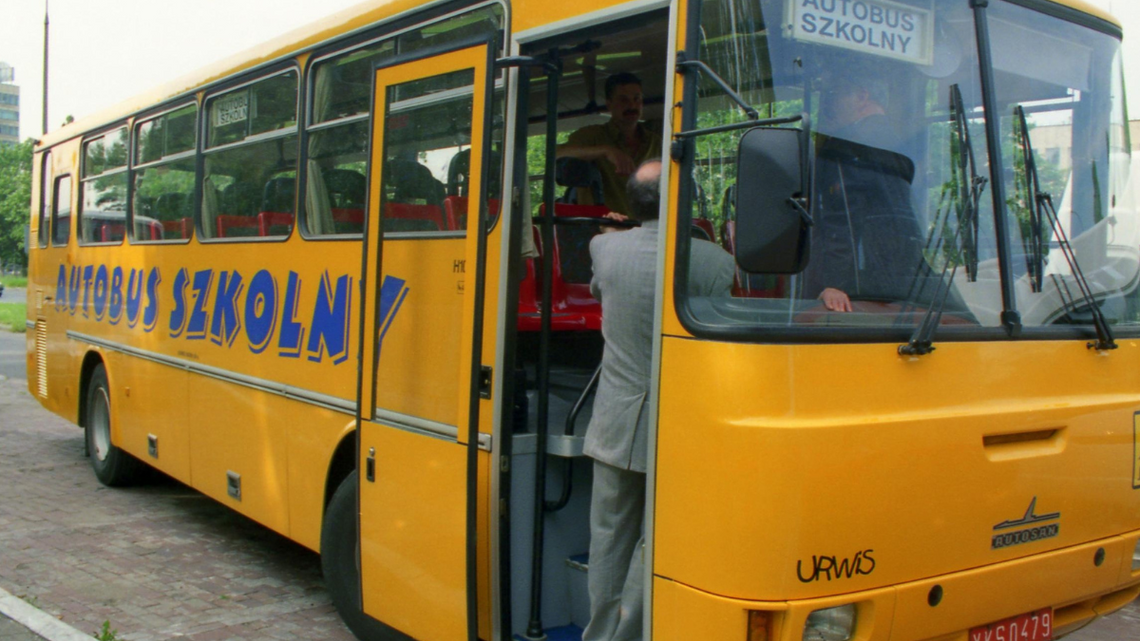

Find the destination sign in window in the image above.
[{"left": 785, "top": 0, "right": 934, "bottom": 66}]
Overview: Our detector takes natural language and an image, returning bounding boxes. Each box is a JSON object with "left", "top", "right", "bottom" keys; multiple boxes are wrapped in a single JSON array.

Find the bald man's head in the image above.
[{"left": 626, "top": 160, "right": 662, "bottom": 221}]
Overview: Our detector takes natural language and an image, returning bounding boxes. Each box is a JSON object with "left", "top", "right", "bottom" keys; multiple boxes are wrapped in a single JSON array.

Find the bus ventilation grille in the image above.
[{"left": 35, "top": 320, "right": 48, "bottom": 399}]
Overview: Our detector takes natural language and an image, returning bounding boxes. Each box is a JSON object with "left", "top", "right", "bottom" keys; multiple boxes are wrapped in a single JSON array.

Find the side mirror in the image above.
[{"left": 734, "top": 125, "right": 811, "bottom": 274}]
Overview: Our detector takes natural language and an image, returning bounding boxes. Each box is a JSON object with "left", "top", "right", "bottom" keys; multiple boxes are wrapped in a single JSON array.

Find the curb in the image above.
[{"left": 0, "top": 587, "right": 92, "bottom": 641}]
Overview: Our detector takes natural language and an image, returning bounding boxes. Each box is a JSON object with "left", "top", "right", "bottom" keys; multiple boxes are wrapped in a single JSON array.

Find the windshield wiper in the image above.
[
  {"left": 1014, "top": 105, "right": 1117, "bottom": 351},
  {"left": 899, "top": 85, "right": 983, "bottom": 356},
  {"left": 953, "top": 85, "right": 986, "bottom": 282}
]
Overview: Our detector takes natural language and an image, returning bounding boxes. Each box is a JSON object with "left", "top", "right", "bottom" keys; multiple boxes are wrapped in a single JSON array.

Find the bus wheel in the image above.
[
  {"left": 85, "top": 364, "right": 141, "bottom": 487},
  {"left": 322, "top": 471, "right": 394, "bottom": 641}
]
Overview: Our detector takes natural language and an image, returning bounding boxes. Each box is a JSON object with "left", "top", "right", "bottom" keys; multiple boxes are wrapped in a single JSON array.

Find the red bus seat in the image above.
[
  {"left": 162, "top": 217, "right": 193, "bottom": 240},
  {"left": 517, "top": 227, "right": 544, "bottom": 332},
  {"left": 385, "top": 203, "right": 444, "bottom": 231},
  {"left": 332, "top": 208, "right": 364, "bottom": 224},
  {"left": 99, "top": 224, "right": 125, "bottom": 243},
  {"left": 693, "top": 218, "right": 716, "bottom": 242},
  {"left": 443, "top": 196, "right": 502, "bottom": 232},
  {"left": 258, "top": 211, "right": 294, "bottom": 236},
  {"left": 520, "top": 203, "right": 608, "bottom": 332},
  {"left": 215, "top": 215, "right": 260, "bottom": 238}
]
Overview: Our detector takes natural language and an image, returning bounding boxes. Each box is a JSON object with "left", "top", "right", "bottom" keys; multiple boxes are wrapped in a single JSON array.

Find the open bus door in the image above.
[{"left": 357, "top": 42, "right": 496, "bottom": 641}]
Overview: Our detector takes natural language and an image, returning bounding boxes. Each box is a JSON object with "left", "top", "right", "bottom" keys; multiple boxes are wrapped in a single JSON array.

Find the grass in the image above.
[
  {"left": 93, "top": 620, "right": 119, "bottom": 641},
  {"left": 0, "top": 303, "right": 27, "bottom": 333},
  {"left": 0, "top": 275, "right": 27, "bottom": 288}
]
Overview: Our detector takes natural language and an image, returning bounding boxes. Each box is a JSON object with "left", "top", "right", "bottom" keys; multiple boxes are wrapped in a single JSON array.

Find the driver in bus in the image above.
[
  {"left": 557, "top": 72, "right": 663, "bottom": 216},
  {"left": 801, "top": 70, "right": 924, "bottom": 312}
]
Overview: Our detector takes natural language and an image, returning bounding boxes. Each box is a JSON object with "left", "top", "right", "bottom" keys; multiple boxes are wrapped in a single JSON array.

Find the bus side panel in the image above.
[
  {"left": 107, "top": 348, "right": 191, "bottom": 484},
  {"left": 188, "top": 374, "right": 292, "bottom": 535},
  {"left": 286, "top": 410, "right": 356, "bottom": 552}
]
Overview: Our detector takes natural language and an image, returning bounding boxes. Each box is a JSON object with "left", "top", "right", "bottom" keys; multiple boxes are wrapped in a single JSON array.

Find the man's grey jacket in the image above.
[{"left": 584, "top": 220, "right": 734, "bottom": 473}]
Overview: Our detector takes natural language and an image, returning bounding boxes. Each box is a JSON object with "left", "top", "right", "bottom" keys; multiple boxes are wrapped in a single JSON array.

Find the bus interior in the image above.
[{"left": 504, "top": 9, "right": 674, "bottom": 637}]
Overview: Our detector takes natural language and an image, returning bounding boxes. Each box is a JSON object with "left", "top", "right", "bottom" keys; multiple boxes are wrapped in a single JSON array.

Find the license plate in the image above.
[{"left": 969, "top": 608, "right": 1053, "bottom": 641}]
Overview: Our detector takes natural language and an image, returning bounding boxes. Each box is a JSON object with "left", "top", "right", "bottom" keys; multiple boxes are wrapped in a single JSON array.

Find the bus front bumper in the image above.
[{"left": 653, "top": 529, "right": 1140, "bottom": 641}]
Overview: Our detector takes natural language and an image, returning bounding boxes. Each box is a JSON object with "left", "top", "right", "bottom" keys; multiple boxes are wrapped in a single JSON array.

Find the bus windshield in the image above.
[{"left": 682, "top": 0, "right": 1135, "bottom": 336}]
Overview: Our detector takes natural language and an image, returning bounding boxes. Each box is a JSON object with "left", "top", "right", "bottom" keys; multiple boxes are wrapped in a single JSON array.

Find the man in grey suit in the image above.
[{"left": 583, "top": 160, "right": 734, "bottom": 641}]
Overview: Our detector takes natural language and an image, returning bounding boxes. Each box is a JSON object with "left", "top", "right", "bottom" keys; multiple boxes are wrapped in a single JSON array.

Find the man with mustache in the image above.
[{"left": 557, "top": 72, "right": 662, "bottom": 216}]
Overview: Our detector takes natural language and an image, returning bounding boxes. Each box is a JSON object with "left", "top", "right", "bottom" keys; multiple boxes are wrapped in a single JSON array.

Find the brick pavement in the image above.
[{"left": 0, "top": 374, "right": 355, "bottom": 641}]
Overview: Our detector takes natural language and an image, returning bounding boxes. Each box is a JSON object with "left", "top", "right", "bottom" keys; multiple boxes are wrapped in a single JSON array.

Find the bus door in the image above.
[{"left": 358, "top": 43, "right": 495, "bottom": 641}]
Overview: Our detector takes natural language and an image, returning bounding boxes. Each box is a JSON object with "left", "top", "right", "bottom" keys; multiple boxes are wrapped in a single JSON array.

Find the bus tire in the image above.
[
  {"left": 322, "top": 471, "right": 396, "bottom": 641},
  {"left": 85, "top": 363, "right": 141, "bottom": 487}
]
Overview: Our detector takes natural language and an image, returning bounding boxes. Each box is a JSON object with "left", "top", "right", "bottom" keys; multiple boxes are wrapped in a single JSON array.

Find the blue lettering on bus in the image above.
[
  {"left": 93, "top": 265, "right": 109, "bottom": 321},
  {"left": 108, "top": 267, "right": 124, "bottom": 325},
  {"left": 186, "top": 269, "right": 214, "bottom": 340},
  {"left": 278, "top": 271, "right": 306, "bottom": 359},
  {"left": 126, "top": 269, "right": 145, "bottom": 327},
  {"left": 210, "top": 271, "right": 244, "bottom": 348},
  {"left": 67, "top": 266, "right": 81, "bottom": 315},
  {"left": 55, "top": 265, "right": 66, "bottom": 313},
  {"left": 52, "top": 261, "right": 396, "bottom": 366},
  {"left": 142, "top": 268, "right": 162, "bottom": 332},
  {"left": 245, "top": 270, "right": 278, "bottom": 354},
  {"left": 169, "top": 269, "right": 190, "bottom": 338},
  {"left": 377, "top": 276, "right": 410, "bottom": 346},
  {"left": 81, "top": 265, "right": 94, "bottom": 318},
  {"left": 307, "top": 272, "right": 352, "bottom": 365}
]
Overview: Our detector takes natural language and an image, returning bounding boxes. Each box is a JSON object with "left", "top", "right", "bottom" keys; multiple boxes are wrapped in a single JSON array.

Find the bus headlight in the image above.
[
  {"left": 802, "top": 604, "right": 856, "bottom": 641},
  {"left": 1132, "top": 539, "right": 1140, "bottom": 571}
]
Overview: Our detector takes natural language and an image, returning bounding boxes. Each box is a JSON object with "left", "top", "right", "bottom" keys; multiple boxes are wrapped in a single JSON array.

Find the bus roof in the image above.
[{"left": 35, "top": 0, "right": 1122, "bottom": 150}]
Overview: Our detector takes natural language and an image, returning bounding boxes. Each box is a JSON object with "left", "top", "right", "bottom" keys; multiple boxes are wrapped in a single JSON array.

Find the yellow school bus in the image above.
[{"left": 24, "top": 0, "right": 1140, "bottom": 639}]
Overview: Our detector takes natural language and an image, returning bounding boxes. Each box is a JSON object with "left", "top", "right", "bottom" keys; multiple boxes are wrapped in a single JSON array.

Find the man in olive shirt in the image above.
[{"left": 557, "top": 72, "right": 663, "bottom": 216}]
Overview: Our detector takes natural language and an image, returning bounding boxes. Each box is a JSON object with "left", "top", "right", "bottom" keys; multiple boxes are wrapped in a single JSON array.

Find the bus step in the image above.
[
  {"left": 515, "top": 624, "right": 583, "bottom": 641},
  {"left": 565, "top": 554, "right": 589, "bottom": 629}
]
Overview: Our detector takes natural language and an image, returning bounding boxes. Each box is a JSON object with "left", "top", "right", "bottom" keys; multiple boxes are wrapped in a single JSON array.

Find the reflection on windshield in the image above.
[
  {"left": 683, "top": 0, "right": 1134, "bottom": 335},
  {"left": 988, "top": 1, "right": 1135, "bottom": 329}
]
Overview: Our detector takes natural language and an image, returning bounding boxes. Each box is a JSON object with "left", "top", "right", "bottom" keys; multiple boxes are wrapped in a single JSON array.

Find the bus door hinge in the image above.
[
  {"left": 366, "top": 447, "right": 376, "bottom": 483},
  {"left": 670, "top": 140, "right": 687, "bottom": 162},
  {"left": 479, "top": 366, "right": 493, "bottom": 399}
]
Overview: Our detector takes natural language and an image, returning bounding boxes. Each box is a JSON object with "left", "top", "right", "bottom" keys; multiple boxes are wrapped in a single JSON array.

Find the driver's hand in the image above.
[
  {"left": 599, "top": 211, "right": 630, "bottom": 234},
  {"left": 820, "top": 287, "right": 853, "bottom": 312},
  {"left": 604, "top": 148, "right": 636, "bottom": 175}
]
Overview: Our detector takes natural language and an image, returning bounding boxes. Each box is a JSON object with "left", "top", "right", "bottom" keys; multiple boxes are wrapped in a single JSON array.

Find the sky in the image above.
[{"left": 0, "top": 0, "right": 1138, "bottom": 142}]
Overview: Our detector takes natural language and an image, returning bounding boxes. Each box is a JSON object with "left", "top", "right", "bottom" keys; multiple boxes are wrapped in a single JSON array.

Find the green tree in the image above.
[{"left": 0, "top": 139, "right": 33, "bottom": 269}]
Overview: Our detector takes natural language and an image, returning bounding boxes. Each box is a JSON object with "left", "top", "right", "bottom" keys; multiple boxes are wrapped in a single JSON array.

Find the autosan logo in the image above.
[{"left": 992, "top": 497, "right": 1061, "bottom": 550}]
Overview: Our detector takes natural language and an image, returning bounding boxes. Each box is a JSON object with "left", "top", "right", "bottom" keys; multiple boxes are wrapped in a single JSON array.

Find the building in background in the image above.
[{"left": 0, "top": 62, "right": 19, "bottom": 146}]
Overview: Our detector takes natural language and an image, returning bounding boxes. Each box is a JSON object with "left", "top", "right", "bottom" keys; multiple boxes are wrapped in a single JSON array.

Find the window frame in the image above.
[
  {"left": 50, "top": 174, "right": 73, "bottom": 248},
  {"left": 198, "top": 64, "right": 302, "bottom": 244},
  {"left": 37, "top": 150, "right": 52, "bottom": 249},
  {"left": 130, "top": 100, "right": 200, "bottom": 245},
  {"left": 298, "top": 1, "right": 507, "bottom": 242},
  {"left": 78, "top": 125, "right": 131, "bottom": 247}
]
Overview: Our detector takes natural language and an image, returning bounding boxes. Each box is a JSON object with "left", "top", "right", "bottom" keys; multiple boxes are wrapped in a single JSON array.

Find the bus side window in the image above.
[
  {"left": 38, "top": 151, "right": 52, "bottom": 248},
  {"left": 51, "top": 175, "right": 72, "bottom": 247},
  {"left": 201, "top": 71, "right": 299, "bottom": 240},
  {"left": 133, "top": 103, "right": 197, "bottom": 241},
  {"left": 79, "top": 127, "right": 129, "bottom": 245}
]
